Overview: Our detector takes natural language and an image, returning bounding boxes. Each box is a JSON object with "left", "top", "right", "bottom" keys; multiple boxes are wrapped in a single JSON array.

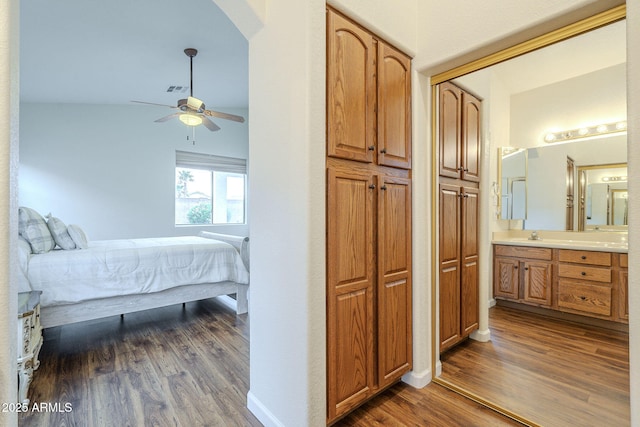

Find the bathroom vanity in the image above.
[{"left": 492, "top": 231, "right": 628, "bottom": 325}]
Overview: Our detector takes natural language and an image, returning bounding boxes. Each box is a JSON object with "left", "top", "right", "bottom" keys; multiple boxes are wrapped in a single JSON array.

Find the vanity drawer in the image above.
[
  {"left": 558, "top": 249, "right": 611, "bottom": 266},
  {"left": 558, "top": 280, "right": 612, "bottom": 317},
  {"left": 558, "top": 264, "right": 611, "bottom": 283},
  {"left": 494, "top": 245, "right": 552, "bottom": 261}
]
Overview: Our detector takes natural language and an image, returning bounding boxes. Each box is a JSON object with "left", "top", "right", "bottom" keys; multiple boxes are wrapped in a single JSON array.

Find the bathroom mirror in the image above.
[
  {"left": 498, "top": 147, "right": 527, "bottom": 220},
  {"left": 578, "top": 163, "right": 628, "bottom": 230},
  {"left": 524, "top": 138, "right": 627, "bottom": 231}
]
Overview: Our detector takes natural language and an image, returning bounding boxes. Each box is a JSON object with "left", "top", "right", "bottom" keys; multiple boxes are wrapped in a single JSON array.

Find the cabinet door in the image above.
[
  {"left": 327, "top": 10, "right": 376, "bottom": 163},
  {"left": 438, "top": 82, "right": 462, "bottom": 179},
  {"left": 494, "top": 257, "right": 519, "bottom": 300},
  {"left": 439, "top": 183, "right": 461, "bottom": 351},
  {"left": 377, "top": 175, "right": 412, "bottom": 387},
  {"left": 619, "top": 269, "right": 629, "bottom": 321},
  {"left": 326, "top": 167, "right": 375, "bottom": 419},
  {"left": 461, "top": 92, "right": 481, "bottom": 182},
  {"left": 522, "top": 261, "right": 553, "bottom": 306},
  {"left": 377, "top": 42, "right": 411, "bottom": 169},
  {"left": 460, "top": 187, "right": 479, "bottom": 335}
]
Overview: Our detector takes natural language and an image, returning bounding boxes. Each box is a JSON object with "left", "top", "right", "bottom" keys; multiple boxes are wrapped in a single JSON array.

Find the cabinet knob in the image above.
[
  {"left": 368, "top": 145, "right": 375, "bottom": 151},
  {"left": 581, "top": 255, "right": 587, "bottom": 260},
  {"left": 581, "top": 271, "right": 586, "bottom": 276},
  {"left": 380, "top": 148, "right": 387, "bottom": 154},
  {"left": 381, "top": 185, "right": 387, "bottom": 191},
  {"left": 369, "top": 184, "right": 376, "bottom": 189},
  {"left": 524, "top": 267, "right": 529, "bottom": 271},
  {"left": 514, "top": 266, "right": 518, "bottom": 270},
  {"left": 580, "top": 296, "right": 587, "bottom": 301}
]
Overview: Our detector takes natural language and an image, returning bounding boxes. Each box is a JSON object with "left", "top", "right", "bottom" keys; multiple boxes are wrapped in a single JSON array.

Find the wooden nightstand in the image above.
[{"left": 17, "top": 291, "right": 43, "bottom": 405}]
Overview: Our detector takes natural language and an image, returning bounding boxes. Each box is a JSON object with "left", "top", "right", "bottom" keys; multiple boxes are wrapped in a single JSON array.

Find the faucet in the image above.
[{"left": 528, "top": 230, "right": 541, "bottom": 240}]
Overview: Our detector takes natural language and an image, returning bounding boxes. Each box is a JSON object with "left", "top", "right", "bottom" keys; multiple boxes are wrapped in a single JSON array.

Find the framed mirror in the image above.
[{"left": 578, "top": 163, "right": 628, "bottom": 230}]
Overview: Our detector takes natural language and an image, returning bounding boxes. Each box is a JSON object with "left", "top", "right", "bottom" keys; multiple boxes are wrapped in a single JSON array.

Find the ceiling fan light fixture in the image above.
[
  {"left": 187, "top": 96, "right": 204, "bottom": 111},
  {"left": 179, "top": 113, "right": 203, "bottom": 127}
]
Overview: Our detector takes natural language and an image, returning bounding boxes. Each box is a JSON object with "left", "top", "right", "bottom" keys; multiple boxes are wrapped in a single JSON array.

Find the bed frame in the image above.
[
  {"left": 40, "top": 281, "right": 248, "bottom": 328},
  {"left": 39, "top": 232, "right": 250, "bottom": 328}
]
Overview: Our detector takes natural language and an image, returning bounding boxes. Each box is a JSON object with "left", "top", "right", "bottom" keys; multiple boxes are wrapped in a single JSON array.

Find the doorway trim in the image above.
[{"left": 429, "top": 5, "right": 626, "bottom": 426}]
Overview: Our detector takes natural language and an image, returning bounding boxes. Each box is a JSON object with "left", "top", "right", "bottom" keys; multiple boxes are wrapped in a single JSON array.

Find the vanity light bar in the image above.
[
  {"left": 602, "top": 176, "right": 627, "bottom": 182},
  {"left": 544, "top": 121, "right": 627, "bottom": 143}
]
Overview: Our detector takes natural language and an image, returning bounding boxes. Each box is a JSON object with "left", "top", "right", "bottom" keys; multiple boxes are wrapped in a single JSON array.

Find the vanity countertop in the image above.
[{"left": 492, "top": 230, "right": 628, "bottom": 253}]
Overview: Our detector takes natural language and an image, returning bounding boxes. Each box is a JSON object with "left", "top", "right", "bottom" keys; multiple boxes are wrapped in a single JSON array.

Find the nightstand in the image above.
[{"left": 17, "top": 291, "right": 43, "bottom": 405}]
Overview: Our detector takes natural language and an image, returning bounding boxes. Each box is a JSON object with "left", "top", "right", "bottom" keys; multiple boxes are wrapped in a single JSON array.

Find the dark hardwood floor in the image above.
[
  {"left": 20, "top": 298, "right": 261, "bottom": 427},
  {"left": 440, "top": 305, "right": 630, "bottom": 427},
  {"left": 21, "top": 298, "right": 521, "bottom": 427}
]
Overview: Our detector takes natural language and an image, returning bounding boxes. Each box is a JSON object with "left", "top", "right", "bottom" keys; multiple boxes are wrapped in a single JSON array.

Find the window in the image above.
[{"left": 175, "top": 151, "right": 247, "bottom": 225}]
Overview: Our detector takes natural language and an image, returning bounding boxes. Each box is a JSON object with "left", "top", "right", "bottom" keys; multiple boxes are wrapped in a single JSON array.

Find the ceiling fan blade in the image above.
[
  {"left": 202, "top": 117, "right": 221, "bottom": 131},
  {"left": 131, "top": 100, "right": 178, "bottom": 109},
  {"left": 203, "top": 109, "right": 245, "bottom": 123},
  {"left": 154, "top": 112, "right": 181, "bottom": 123}
]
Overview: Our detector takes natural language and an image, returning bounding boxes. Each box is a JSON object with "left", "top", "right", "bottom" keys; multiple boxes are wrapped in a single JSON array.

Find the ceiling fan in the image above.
[{"left": 132, "top": 48, "right": 245, "bottom": 131}]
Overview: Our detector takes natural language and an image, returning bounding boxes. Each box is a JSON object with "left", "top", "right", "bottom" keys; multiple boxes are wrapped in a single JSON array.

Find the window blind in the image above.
[{"left": 176, "top": 150, "right": 247, "bottom": 174}]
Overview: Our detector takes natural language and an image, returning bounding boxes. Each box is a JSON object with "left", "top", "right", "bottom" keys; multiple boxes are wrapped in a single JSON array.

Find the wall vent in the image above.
[{"left": 166, "top": 86, "right": 189, "bottom": 93}]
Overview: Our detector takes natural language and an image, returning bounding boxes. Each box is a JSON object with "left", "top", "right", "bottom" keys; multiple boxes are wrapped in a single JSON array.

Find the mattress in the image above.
[{"left": 26, "top": 236, "right": 249, "bottom": 307}]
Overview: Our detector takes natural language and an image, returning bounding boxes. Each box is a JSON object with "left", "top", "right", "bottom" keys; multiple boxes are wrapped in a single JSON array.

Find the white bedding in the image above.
[{"left": 26, "top": 236, "right": 249, "bottom": 307}]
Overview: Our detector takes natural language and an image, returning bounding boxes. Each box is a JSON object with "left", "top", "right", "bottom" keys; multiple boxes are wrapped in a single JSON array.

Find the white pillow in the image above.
[
  {"left": 18, "top": 207, "right": 55, "bottom": 254},
  {"left": 67, "top": 224, "right": 89, "bottom": 249},
  {"left": 45, "top": 214, "right": 76, "bottom": 250}
]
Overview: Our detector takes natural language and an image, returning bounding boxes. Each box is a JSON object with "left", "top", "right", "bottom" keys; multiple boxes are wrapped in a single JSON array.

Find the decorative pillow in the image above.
[
  {"left": 67, "top": 224, "right": 89, "bottom": 249},
  {"left": 45, "top": 214, "right": 76, "bottom": 250},
  {"left": 18, "top": 207, "right": 55, "bottom": 254}
]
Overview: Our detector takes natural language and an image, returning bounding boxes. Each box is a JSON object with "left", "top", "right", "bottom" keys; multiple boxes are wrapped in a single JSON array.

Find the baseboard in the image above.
[
  {"left": 470, "top": 327, "right": 491, "bottom": 342},
  {"left": 401, "top": 367, "right": 432, "bottom": 389},
  {"left": 435, "top": 360, "right": 442, "bottom": 377},
  {"left": 489, "top": 298, "right": 497, "bottom": 308},
  {"left": 247, "top": 390, "right": 285, "bottom": 427}
]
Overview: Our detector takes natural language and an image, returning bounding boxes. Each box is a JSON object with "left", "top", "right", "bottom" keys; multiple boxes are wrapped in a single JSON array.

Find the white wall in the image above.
[
  {"left": 510, "top": 63, "right": 626, "bottom": 148},
  {"left": 0, "top": 0, "right": 19, "bottom": 425},
  {"left": 626, "top": 1, "right": 640, "bottom": 423},
  {"left": 19, "top": 103, "right": 249, "bottom": 240}
]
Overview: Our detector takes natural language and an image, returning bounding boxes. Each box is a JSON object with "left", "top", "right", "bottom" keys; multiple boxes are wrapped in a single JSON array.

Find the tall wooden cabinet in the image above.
[
  {"left": 326, "top": 7, "right": 412, "bottom": 423},
  {"left": 438, "top": 81, "right": 481, "bottom": 353}
]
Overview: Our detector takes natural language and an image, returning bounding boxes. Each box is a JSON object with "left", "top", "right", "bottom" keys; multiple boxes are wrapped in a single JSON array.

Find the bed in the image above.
[{"left": 18, "top": 214, "right": 250, "bottom": 328}]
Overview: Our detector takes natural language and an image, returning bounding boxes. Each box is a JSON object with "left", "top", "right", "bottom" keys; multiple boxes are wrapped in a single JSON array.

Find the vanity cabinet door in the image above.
[
  {"left": 494, "top": 257, "right": 519, "bottom": 300},
  {"left": 618, "top": 253, "right": 628, "bottom": 322},
  {"left": 522, "top": 261, "right": 553, "bottom": 306}
]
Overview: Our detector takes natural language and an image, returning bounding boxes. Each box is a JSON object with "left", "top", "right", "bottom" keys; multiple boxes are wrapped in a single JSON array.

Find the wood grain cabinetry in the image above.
[
  {"left": 438, "top": 81, "right": 481, "bottom": 183},
  {"left": 438, "top": 81, "right": 482, "bottom": 354},
  {"left": 327, "top": 10, "right": 411, "bottom": 169},
  {"left": 619, "top": 254, "right": 629, "bottom": 321},
  {"left": 439, "top": 183, "right": 479, "bottom": 352},
  {"left": 326, "top": 7, "right": 412, "bottom": 423},
  {"left": 493, "top": 245, "right": 628, "bottom": 324},
  {"left": 493, "top": 245, "right": 553, "bottom": 307},
  {"left": 557, "top": 249, "right": 614, "bottom": 319}
]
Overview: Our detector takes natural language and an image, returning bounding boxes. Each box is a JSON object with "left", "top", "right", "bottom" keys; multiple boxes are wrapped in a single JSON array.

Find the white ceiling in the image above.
[
  {"left": 20, "top": 2, "right": 624, "bottom": 108},
  {"left": 20, "top": 0, "right": 248, "bottom": 108}
]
